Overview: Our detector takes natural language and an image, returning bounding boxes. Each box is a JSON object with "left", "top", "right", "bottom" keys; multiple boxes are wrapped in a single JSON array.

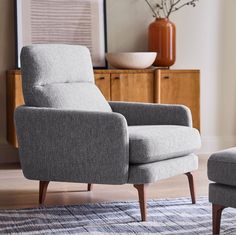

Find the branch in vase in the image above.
[
  {"left": 155, "top": 3, "right": 163, "bottom": 18},
  {"left": 145, "top": 0, "right": 158, "bottom": 18},
  {"left": 155, "top": 5, "right": 162, "bottom": 18},
  {"left": 173, "top": 0, "right": 182, "bottom": 6},
  {"left": 145, "top": 0, "right": 199, "bottom": 19},
  {"left": 155, "top": 0, "right": 167, "bottom": 18},
  {"left": 169, "top": 0, "right": 199, "bottom": 16},
  {"left": 161, "top": 0, "right": 168, "bottom": 18},
  {"left": 167, "top": 0, "right": 182, "bottom": 18}
]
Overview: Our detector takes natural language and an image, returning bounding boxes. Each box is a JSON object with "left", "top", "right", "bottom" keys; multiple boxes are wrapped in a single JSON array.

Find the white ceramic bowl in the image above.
[{"left": 106, "top": 52, "right": 157, "bottom": 69}]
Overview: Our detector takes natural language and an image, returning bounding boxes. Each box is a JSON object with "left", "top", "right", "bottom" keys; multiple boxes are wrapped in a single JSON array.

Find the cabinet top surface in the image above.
[{"left": 8, "top": 68, "right": 200, "bottom": 75}]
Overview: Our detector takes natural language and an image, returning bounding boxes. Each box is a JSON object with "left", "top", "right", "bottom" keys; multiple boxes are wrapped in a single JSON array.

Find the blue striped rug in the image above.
[{"left": 0, "top": 197, "right": 235, "bottom": 234}]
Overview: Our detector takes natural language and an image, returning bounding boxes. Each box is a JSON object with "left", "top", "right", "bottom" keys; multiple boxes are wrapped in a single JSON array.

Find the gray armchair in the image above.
[{"left": 15, "top": 44, "right": 201, "bottom": 221}]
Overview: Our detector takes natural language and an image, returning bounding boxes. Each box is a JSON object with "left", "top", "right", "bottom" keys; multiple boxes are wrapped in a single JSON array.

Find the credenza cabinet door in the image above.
[
  {"left": 156, "top": 70, "right": 200, "bottom": 131},
  {"left": 94, "top": 73, "right": 111, "bottom": 100},
  {"left": 111, "top": 73, "right": 154, "bottom": 103},
  {"left": 7, "top": 71, "right": 24, "bottom": 147}
]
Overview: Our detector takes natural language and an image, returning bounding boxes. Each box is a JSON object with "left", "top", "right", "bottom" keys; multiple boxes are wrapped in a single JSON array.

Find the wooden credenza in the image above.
[{"left": 7, "top": 69, "right": 200, "bottom": 147}]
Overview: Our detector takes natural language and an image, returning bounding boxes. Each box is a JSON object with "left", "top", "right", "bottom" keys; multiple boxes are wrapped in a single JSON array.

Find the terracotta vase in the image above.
[{"left": 148, "top": 18, "right": 176, "bottom": 67}]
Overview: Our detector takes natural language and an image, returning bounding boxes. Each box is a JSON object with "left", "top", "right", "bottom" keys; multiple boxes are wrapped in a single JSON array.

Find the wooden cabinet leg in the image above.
[
  {"left": 87, "top": 184, "right": 93, "bottom": 191},
  {"left": 213, "top": 204, "right": 225, "bottom": 235},
  {"left": 134, "top": 184, "right": 148, "bottom": 221},
  {"left": 185, "top": 172, "right": 196, "bottom": 204},
  {"left": 39, "top": 181, "right": 49, "bottom": 205}
]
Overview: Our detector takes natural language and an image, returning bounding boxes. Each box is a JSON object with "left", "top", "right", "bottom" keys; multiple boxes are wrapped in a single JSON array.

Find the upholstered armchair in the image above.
[{"left": 15, "top": 44, "right": 201, "bottom": 221}]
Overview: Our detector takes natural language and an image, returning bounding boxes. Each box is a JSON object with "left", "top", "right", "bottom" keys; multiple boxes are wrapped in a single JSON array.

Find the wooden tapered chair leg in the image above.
[
  {"left": 213, "top": 204, "right": 225, "bottom": 235},
  {"left": 185, "top": 172, "right": 196, "bottom": 204},
  {"left": 39, "top": 181, "right": 49, "bottom": 205},
  {"left": 87, "top": 184, "right": 93, "bottom": 191},
  {"left": 134, "top": 184, "right": 148, "bottom": 221}
]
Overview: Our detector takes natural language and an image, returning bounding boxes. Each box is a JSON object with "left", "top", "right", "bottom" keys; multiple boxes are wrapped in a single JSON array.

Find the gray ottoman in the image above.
[{"left": 208, "top": 148, "right": 236, "bottom": 235}]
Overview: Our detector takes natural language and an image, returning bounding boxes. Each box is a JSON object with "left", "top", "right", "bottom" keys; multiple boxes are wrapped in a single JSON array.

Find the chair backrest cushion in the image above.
[{"left": 20, "top": 44, "right": 112, "bottom": 112}]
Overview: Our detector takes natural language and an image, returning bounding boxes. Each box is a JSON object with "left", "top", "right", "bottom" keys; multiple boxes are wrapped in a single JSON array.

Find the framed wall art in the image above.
[{"left": 15, "top": 0, "right": 107, "bottom": 68}]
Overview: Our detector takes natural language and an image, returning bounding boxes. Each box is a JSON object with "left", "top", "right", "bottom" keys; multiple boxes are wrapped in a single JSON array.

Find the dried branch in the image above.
[
  {"left": 145, "top": 0, "right": 199, "bottom": 19},
  {"left": 155, "top": 5, "right": 162, "bottom": 18},
  {"left": 164, "top": 0, "right": 169, "bottom": 16},
  {"left": 155, "top": 3, "right": 163, "bottom": 18},
  {"left": 145, "top": 0, "right": 158, "bottom": 18},
  {"left": 167, "top": 0, "right": 181, "bottom": 18},
  {"left": 173, "top": 0, "right": 182, "bottom": 6},
  {"left": 172, "top": 0, "right": 198, "bottom": 13},
  {"left": 161, "top": 0, "right": 168, "bottom": 18}
]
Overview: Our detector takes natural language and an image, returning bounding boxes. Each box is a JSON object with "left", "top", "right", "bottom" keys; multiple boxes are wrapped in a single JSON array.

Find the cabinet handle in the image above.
[
  {"left": 163, "top": 76, "right": 170, "bottom": 79},
  {"left": 99, "top": 77, "right": 105, "bottom": 80},
  {"left": 114, "top": 76, "right": 120, "bottom": 80}
]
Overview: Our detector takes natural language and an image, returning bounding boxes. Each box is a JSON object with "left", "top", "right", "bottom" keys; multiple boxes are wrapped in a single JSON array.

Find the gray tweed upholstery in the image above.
[
  {"left": 129, "top": 154, "right": 198, "bottom": 184},
  {"left": 20, "top": 44, "right": 111, "bottom": 112},
  {"left": 15, "top": 44, "right": 201, "bottom": 186},
  {"left": 128, "top": 125, "right": 201, "bottom": 164},
  {"left": 208, "top": 148, "right": 236, "bottom": 216},
  {"left": 15, "top": 106, "right": 129, "bottom": 184},
  {"left": 208, "top": 148, "right": 236, "bottom": 187},
  {"left": 109, "top": 101, "right": 192, "bottom": 127},
  {"left": 209, "top": 183, "right": 236, "bottom": 208}
]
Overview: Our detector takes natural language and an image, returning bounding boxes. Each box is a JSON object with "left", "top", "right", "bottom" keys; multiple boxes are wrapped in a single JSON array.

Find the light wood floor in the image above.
[{"left": 0, "top": 156, "right": 209, "bottom": 209}]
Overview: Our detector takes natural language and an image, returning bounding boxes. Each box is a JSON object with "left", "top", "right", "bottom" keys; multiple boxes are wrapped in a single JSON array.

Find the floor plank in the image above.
[{"left": 0, "top": 156, "right": 209, "bottom": 209}]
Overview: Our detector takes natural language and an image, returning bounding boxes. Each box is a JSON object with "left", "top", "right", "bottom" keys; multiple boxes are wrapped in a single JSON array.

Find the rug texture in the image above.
[{"left": 0, "top": 196, "right": 236, "bottom": 235}]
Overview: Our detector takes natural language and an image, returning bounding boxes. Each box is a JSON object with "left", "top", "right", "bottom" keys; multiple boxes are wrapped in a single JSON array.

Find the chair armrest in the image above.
[
  {"left": 109, "top": 101, "right": 192, "bottom": 127},
  {"left": 15, "top": 106, "right": 129, "bottom": 184}
]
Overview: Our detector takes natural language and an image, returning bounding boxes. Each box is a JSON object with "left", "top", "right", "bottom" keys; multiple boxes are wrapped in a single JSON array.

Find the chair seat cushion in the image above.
[
  {"left": 208, "top": 148, "right": 236, "bottom": 187},
  {"left": 128, "top": 125, "right": 201, "bottom": 164},
  {"left": 128, "top": 154, "right": 198, "bottom": 184}
]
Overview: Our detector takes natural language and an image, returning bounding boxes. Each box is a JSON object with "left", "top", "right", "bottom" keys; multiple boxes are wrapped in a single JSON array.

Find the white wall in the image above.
[
  {"left": 217, "top": 1, "right": 236, "bottom": 151},
  {"left": 107, "top": 0, "right": 236, "bottom": 153}
]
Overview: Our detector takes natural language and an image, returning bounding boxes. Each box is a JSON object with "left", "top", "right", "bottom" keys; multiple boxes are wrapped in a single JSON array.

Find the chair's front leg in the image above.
[
  {"left": 134, "top": 184, "right": 148, "bottom": 221},
  {"left": 185, "top": 172, "right": 196, "bottom": 204},
  {"left": 39, "top": 181, "right": 49, "bottom": 204},
  {"left": 212, "top": 204, "right": 225, "bottom": 235}
]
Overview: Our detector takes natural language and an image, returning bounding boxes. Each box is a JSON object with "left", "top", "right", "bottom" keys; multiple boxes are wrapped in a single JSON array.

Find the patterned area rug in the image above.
[{"left": 0, "top": 197, "right": 236, "bottom": 234}]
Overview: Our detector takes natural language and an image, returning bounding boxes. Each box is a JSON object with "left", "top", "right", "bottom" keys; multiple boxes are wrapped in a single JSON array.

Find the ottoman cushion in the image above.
[
  {"left": 208, "top": 148, "right": 236, "bottom": 187},
  {"left": 209, "top": 183, "right": 236, "bottom": 208}
]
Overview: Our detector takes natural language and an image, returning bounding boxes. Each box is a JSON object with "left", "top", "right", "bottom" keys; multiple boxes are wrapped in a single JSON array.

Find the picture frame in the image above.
[{"left": 15, "top": 0, "right": 107, "bottom": 69}]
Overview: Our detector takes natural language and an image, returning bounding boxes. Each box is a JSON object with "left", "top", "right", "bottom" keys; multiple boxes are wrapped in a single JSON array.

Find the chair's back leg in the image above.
[
  {"left": 134, "top": 184, "right": 148, "bottom": 221},
  {"left": 185, "top": 172, "right": 196, "bottom": 204},
  {"left": 87, "top": 184, "right": 93, "bottom": 191},
  {"left": 39, "top": 181, "right": 49, "bottom": 205}
]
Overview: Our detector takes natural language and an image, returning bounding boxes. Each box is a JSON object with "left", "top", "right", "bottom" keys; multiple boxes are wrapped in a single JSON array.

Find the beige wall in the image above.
[
  {"left": 106, "top": 0, "right": 152, "bottom": 53},
  {"left": 0, "top": 0, "right": 18, "bottom": 163}
]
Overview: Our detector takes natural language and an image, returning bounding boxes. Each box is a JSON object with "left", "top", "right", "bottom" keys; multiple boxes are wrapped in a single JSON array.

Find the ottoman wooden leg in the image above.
[{"left": 213, "top": 204, "right": 225, "bottom": 235}]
